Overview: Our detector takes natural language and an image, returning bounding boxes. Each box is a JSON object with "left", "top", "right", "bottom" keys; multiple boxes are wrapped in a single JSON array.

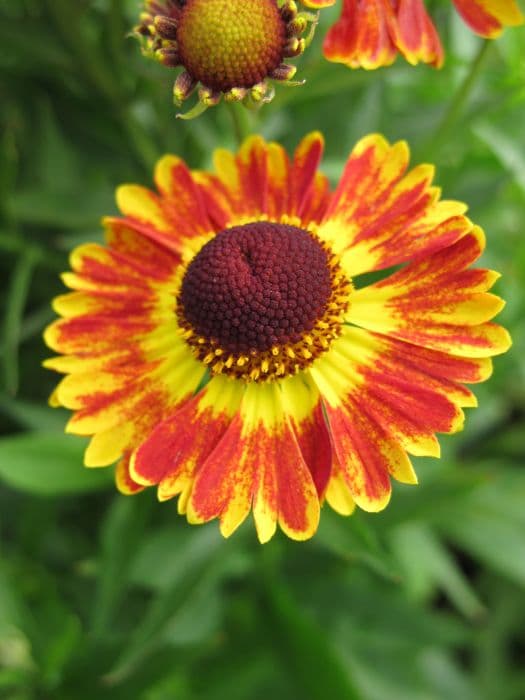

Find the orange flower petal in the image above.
[
  {"left": 323, "top": 0, "right": 397, "bottom": 70},
  {"left": 196, "top": 133, "right": 330, "bottom": 229},
  {"left": 348, "top": 227, "right": 511, "bottom": 357},
  {"left": 324, "top": 455, "right": 357, "bottom": 516},
  {"left": 318, "top": 134, "right": 471, "bottom": 275},
  {"left": 392, "top": 0, "right": 444, "bottom": 67},
  {"left": 322, "top": 399, "right": 394, "bottom": 511},
  {"left": 452, "top": 0, "right": 524, "bottom": 38},
  {"left": 130, "top": 376, "right": 243, "bottom": 506},
  {"left": 105, "top": 218, "right": 181, "bottom": 273},
  {"left": 302, "top": 0, "right": 336, "bottom": 7},
  {"left": 310, "top": 323, "right": 485, "bottom": 470},
  {"left": 116, "top": 453, "right": 145, "bottom": 495},
  {"left": 117, "top": 157, "right": 214, "bottom": 256},
  {"left": 290, "top": 132, "right": 328, "bottom": 222},
  {"left": 187, "top": 383, "right": 320, "bottom": 543},
  {"left": 280, "top": 374, "right": 332, "bottom": 499}
]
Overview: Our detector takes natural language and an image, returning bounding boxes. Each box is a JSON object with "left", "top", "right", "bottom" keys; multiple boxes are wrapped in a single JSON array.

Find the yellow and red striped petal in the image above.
[
  {"left": 311, "top": 327, "right": 442, "bottom": 457},
  {"left": 392, "top": 0, "right": 444, "bottom": 68},
  {"left": 130, "top": 376, "right": 243, "bottom": 506},
  {"left": 348, "top": 227, "right": 511, "bottom": 357},
  {"left": 44, "top": 234, "right": 206, "bottom": 468},
  {"left": 116, "top": 453, "right": 145, "bottom": 495},
  {"left": 116, "top": 157, "right": 214, "bottom": 257},
  {"left": 318, "top": 134, "right": 472, "bottom": 276},
  {"left": 104, "top": 217, "right": 182, "bottom": 272},
  {"left": 195, "top": 133, "right": 330, "bottom": 229},
  {"left": 324, "top": 455, "right": 357, "bottom": 516},
  {"left": 279, "top": 374, "right": 332, "bottom": 500},
  {"left": 452, "top": 0, "right": 524, "bottom": 38},
  {"left": 322, "top": 398, "right": 395, "bottom": 511},
  {"left": 307, "top": 314, "right": 502, "bottom": 509},
  {"left": 186, "top": 382, "right": 320, "bottom": 543},
  {"left": 321, "top": 0, "right": 522, "bottom": 71},
  {"left": 323, "top": 0, "right": 398, "bottom": 70},
  {"left": 302, "top": 0, "right": 336, "bottom": 7}
]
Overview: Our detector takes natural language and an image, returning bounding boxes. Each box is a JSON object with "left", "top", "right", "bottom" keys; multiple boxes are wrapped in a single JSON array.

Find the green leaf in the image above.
[
  {"left": 475, "top": 121, "right": 525, "bottom": 194},
  {"left": 105, "top": 525, "right": 236, "bottom": 684},
  {"left": 315, "top": 510, "right": 400, "bottom": 582},
  {"left": 0, "top": 432, "right": 112, "bottom": 495},
  {"left": 89, "top": 494, "right": 153, "bottom": 640},
  {"left": 260, "top": 566, "right": 363, "bottom": 700},
  {"left": 388, "top": 523, "right": 485, "bottom": 619},
  {"left": 440, "top": 511, "right": 525, "bottom": 587}
]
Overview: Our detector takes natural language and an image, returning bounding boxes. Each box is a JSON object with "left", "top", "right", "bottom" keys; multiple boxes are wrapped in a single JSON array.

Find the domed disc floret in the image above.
[
  {"left": 178, "top": 0, "right": 285, "bottom": 92},
  {"left": 177, "top": 222, "right": 352, "bottom": 382},
  {"left": 135, "top": 0, "right": 320, "bottom": 117}
]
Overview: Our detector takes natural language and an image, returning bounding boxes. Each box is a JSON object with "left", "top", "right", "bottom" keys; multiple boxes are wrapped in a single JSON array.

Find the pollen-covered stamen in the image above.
[{"left": 177, "top": 222, "right": 352, "bottom": 382}]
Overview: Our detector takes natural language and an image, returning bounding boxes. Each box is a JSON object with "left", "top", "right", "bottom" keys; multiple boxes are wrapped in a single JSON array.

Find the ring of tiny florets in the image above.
[{"left": 176, "top": 220, "right": 352, "bottom": 383}]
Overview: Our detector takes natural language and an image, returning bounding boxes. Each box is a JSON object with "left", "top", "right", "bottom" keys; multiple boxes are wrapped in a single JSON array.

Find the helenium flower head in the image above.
[{"left": 135, "top": 0, "right": 319, "bottom": 118}]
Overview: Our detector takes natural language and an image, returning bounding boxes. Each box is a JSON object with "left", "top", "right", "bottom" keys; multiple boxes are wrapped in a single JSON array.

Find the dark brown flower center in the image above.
[{"left": 180, "top": 222, "right": 332, "bottom": 354}]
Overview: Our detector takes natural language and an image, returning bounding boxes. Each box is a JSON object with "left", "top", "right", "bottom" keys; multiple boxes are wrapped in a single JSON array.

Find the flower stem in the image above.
[
  {"left": 422, "top": 40, "right": 492, "bottom": 159},
  {"left": 227, "top": 102, "right": 253, "bottom": 146}
]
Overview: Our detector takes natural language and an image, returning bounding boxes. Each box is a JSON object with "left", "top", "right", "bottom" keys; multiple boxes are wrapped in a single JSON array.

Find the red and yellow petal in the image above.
[
  {"left": 307, "top": 315, "right": 498, "bottom": 509},
  {"left": 130, "top": 376, "right": 243, "bottom": 506},
  {"left": 44, "top": 239, "right": 206, "bottom": 469},
  {"left": 116, "top": 453, "right": 145, "bottom": 495},
  {"left": 195, "top": 133, "right": 330, "bottom": 230},
  {"left": 311, "top": 327, "right": 441, "bottom": 457},
  {"left": 54, "top": 347, "right": 204, "bottom": 467},
  {"left": 302, "top": 0, "right": 336, "bottom": 7},
  {"left": 116, "top": 158, "right": 214, "bottom": 258},
  {"left": 318, "top": 134, "right": 471, "bottom": 276},
  {"left": 347, "top": 227, "right": 511, "bottom": 357},
  {"left": 104, "top": 218, "right": 181, "bottom": 274},
  {"left": 195, "top": 135, "right": 270, "bottom": 228},
  {"left": 322, "top": 397, "right": 396, "bottom": 511},
  {"left": 453, "top": 0, "right": 524, "bottom": 38},
  {"left": 323, "top": 0, "right": 398, "bottom": 70},
  {"left": 279, "top": 374, "right": 332, "bottom": 499},
  {"left": 186, "top": 382, "right": 320, "bottom": 543},
  {"left": 391, "top": 0, "right": 444, "bottom": 68},
  {"left": 290, "top": 132, "right": 328, "bottom": 223},
  {"left": 321, "top": 329, "right": 464, "bottom": 457},
  {"left": 324, "top": 455, "right": 357, "bottom": 516}
]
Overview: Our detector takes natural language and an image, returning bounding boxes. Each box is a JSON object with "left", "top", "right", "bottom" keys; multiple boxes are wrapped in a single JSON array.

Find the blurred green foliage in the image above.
[{"left": 1, "top": 1, "right": 525, "bottom": 698}]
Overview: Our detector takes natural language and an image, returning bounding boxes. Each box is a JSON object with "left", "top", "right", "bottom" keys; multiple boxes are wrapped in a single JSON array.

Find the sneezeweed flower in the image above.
[
  {"left": 44, "top": 133, "right": 510, "bottom": 543},
  {"left": 304, "top": 0, "right": 524, "bottom": 69},
  {"left": 135, "top": 0, "right": 319, "bottom": 118}
]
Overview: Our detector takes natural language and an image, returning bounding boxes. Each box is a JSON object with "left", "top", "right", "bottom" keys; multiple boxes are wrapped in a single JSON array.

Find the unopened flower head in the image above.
[
  {"left": 44, "top": 133, "right": 510, "bottom": 543},
  {"left": 135, "top": 0, "right": 319, "bottom": 118},
  {"left": 304, "top": 0, "right": 524, "bottom": 69}
]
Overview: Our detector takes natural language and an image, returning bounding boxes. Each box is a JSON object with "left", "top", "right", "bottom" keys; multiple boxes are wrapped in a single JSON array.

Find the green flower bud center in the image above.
[{"left": 177, "top": 0, "right": 286, "bottom": 92}]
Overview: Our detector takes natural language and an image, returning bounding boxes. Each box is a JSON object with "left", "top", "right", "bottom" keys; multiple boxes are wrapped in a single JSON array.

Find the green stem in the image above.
[
  {"left": 422, "top": 40, "right": 492, "bottom": 159},
  {"left": 1, "top": 251, "right": 38, "bottom": 395},
  {"left": 227, "top": 102, "right": 253, "bottom": 146},
  {"left": 89, "top": 495, "right": 152, "bottom": 640}
]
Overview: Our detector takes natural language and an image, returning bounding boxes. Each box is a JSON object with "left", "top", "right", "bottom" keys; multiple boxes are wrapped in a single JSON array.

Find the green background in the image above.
[{"left": 1, "top": 1, "right": 525, "bottom": 698}]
